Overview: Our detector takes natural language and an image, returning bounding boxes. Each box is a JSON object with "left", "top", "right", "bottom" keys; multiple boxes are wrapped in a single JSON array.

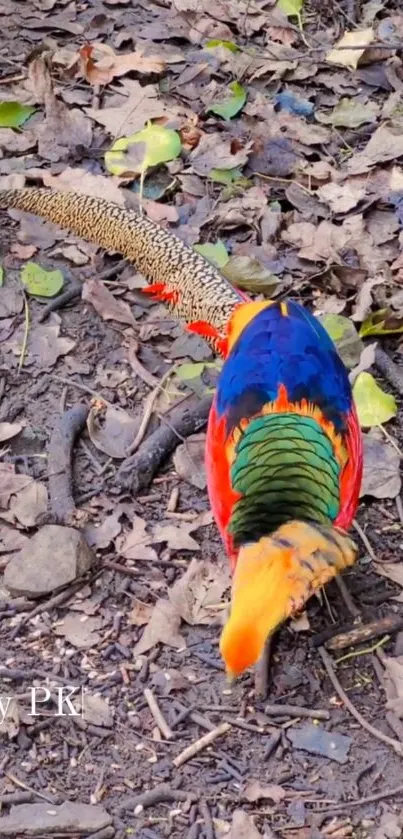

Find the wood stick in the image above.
[
  {"left": 173, "top": 723, "right": 231, "bottom": 768},
  {"left": 144, "top": 688, "right": 173, "bottom": 740},
  {"left": 264, "top": 703, "right": 330, "bottom": 721},
  {"left": 326, "top": 614, "right": 403, "bottom": 651}
]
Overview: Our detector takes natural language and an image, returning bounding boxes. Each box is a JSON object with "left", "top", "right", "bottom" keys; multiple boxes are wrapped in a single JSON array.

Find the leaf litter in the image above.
[{"left": 2, "top": 0, "right": 403, "bottom": 832}]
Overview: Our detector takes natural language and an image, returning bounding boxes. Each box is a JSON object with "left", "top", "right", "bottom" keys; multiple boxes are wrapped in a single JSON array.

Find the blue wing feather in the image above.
[{"left": 216, "top": 301, "right": 353, "bottom": 431}]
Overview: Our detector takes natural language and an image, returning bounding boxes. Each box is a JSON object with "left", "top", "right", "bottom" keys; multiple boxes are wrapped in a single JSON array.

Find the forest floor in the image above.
[{"left": 1, "top": 1, "right": 403, "bottom": 838}]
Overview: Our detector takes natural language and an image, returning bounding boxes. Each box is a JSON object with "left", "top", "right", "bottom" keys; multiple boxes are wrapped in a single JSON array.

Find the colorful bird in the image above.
[{"left": 206, "top": 299, "right": 362, "bottom": 679}]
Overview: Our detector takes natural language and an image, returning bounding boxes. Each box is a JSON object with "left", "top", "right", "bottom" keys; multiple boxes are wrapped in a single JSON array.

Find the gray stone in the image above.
[
  {"left": 4, "top": 525, "right": 95, "bottom": 598},
  {"left": 0, "top": 801, "right": 112, "bottom": 836}
]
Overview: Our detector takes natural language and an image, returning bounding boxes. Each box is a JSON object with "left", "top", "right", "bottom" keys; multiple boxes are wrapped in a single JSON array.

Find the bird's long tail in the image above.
[
  {"left": 220, "top": 520, "right": 358, "bottom": 677},
  {"left": 0, "top": 187, "right": 245, "bottom": 354}
]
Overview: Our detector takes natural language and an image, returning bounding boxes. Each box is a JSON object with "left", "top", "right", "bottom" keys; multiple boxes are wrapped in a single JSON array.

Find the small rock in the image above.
[
  {"left": 0, "top": 801, "right": 112, "bottom": 836},
  {"left": 4, "top": 525, "right": 95, "bottom": 598}
]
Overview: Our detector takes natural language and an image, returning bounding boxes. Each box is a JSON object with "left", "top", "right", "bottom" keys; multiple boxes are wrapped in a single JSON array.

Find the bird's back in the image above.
[{"left": 207, "top": 300, "right": 362, "bottom": 564}]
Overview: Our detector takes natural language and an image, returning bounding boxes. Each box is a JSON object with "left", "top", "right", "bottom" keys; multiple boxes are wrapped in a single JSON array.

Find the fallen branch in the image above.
[
  {"left": 144, "top": 687, "right": 173, "bottom": 740},
  {"left": 325, "top": 615, "right": 403, "bottom": 652},
  {"left": 48, "top": 404, "right": 89, "bottom": 525},
  {"left": 117, "top": 783, "right": 198, "bottom": 815},
  {"left": 264, "top": 703, "right": 330, "bottom": 721},
  {"left": 116, "top": 394, "right": 212, "bottom": 494},
  {"left": 173, "top": 722, "right": 231, "bottom": 768},
  {"left": 318, "top": 646, "right": 403, "bottom": 757},
  {"left": 375, "top": 347, "right": 403, "bottom": 397}
]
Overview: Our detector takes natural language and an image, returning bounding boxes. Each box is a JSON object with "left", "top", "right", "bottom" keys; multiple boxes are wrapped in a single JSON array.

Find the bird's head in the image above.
[{"left": 219, "top": 537, "right": 295, "bottom": 679}]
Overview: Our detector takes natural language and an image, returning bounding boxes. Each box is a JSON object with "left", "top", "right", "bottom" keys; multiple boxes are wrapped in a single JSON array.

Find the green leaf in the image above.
[
  {"left": 193, "top": 241, "right": 229, "bottom": 269},
  {"left": 209, "top": 167, "right": 244, "bottom": 185},
  {"left": 353, "top": 372, "right": 397, "bottom": 428},
  {"left": 277, "top": 0, "right": 303, "bottom": 16},
  {"left": 105, "top": 122, "right": 181, "bottom": 177},
  {"left": 176, "top": 360, "right": 222, "bottom": 398},
  {"left": 205, "top": 39, "right": 239, "bottom": 53},
  {"left": 359, "top": 308, "right": 403, "bottom": 338},
  {"left": 0, "top": 266, "right": 3, "bottom": 288},
  {"left": 316, "top": 98, "right": 379, "bottom": 129},
  {"left": 21, "top": 262, "right": 64, "bottom": 298},
  {"left": 207, "top": 81, "right": 247, "bottom": 120},
  {"left": 0, "top": 101, "right": 36, "bottom": 128},
  {"left": 221, "top": 256, "right": 278, "bottom": 296},
  {"left": 319, "top": 313, "right": 363, "bottom": 369}
]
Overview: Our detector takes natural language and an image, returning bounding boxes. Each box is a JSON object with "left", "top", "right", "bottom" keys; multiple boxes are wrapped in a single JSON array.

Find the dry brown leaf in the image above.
[
  {"left": 82, "top": 279, "right": 136, "bottom": 328},
  {"left": 42, "top": 167, "right": 125, "bottom": 205},
  {"left": 82, "top": 694, "right": 113, "bottom": 727},
  {"left": 133, "top": 598, "right": 185, "bottom": 656},
  {"left": 326, "top": 28, "right": 374, "bottom": 69},
  {"left": 190, "top": 133, "right": 253, "bottom": 176},
  {"left": 88, "top": 79, "right": 186, "bottom": 137},
  {"left": 347, "top": 125, "right": 403, "bottom": 175},
  {"left": 316, "top": 181, "right": 366, "bottom": 213},
  {"left": 361, "top": 429, "right": 401, "bottom": 499},
  {"left": 79, "top": 43, "right": 166, "bottom": 86},
  {"left": 129, "top": 599, "right": 154, "bottom": 626},
  {"left": 0, "top": 465, "right": 33, "bottom": 509},
  {"left": 152, "top": 523, "right": 200, "bottom": 552},
  {"left": 0, "top": 423, "right": 22, "bottom": 443},
  {"left": 87, "top": 405, "right": 139, "bottom": 460},
  {"left": 4, "top": 313, "right": 75, "bottom": 370},
  {"left": 0, "top": 285, "right": 24, "bottom": 319},
  {"left": 117, "top": 514, "right": 158, "bottom": 562},
  {"left": 173, "top": 433, "right": 207, "bottom": 489},
  {"left": 351, "top": 276, "right": 384, "bottom": 322},
  {"left": 227, "top": 810, "right": 263, "bottom": 839},
  {"left": 373, "top": 562, "right": 403, "bottom": 590},
  {"left": 169, "top": 558, "right": 230, "bottom": 626},
  {"left": 36, "top": 91, "right": 92, "bottom": 163},
  {"left": 382, "top": 656, "right": 403, "bottom": 718},
  {"left": 0, "top": 524, "right": 29, "bottom": 557},
  {"left": 9, "top": 482, "right": 48, "bottom": 527},
  {"left": 84, "top": 511, "right": 122, "bottom": 549},
  {"left": 54, "top": 613, "right": 102, "bottom": 649},
  {"left": 243, "top": 780, "right": 286, "bottom": 803}
]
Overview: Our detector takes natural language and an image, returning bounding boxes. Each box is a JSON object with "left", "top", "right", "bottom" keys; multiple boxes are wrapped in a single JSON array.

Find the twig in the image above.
[
  {"left": 352, "top": 518, "right": 378, "bottom": 562},
  {"left": 263, "top": 730, "right": 282, "bottom": 761},
  {"left": 255, "top": 636, "right": 272, "bottom": 699},
  {"left": 264, "top": 703, "right": 330, "bottom": 721},
  {"left": 126, "top": 365, "right": 177, "bottom": 455},
  {"left": 117, "top": 783, "right": 198, "bottom": 815},
  {"left": 173, "top": 723, "right": 231, "bottom": 768},
  {"left": 375, "top": 347, "right": 403, "bottom": 396},
  {"left": 38, "top": 284, "right": 81, "bottom": 323},
  {"left": 335, "top": 635, "right": 389, "bottom": 664},
  {"left": 315, "top": 784, "right": 403, "bottom": 813},
  {"left": 17, "top": 289, "right": 30, "bottom": 372},
  {"left": 4, "top": 772, "right": 56, "bottom": 804},
  {"left": 116, "top": 394, "right": 213, "bottom": 495},
  {"left": 0, "top": 791, "right": 34, "bottom": 804},
  {"left": 335, "top": 576, "right": 360, "bottom": 618},
  {"left": 50, "top": 374, "right": 113, "bottom": 405},
  {"left": 144, "top": 688, "right": 173, "bottom": 740},
  {"left": 102, "top": 560, "right": 141, "bottom": 578},
  {"left": 9, "top": 580, "right": 85, "bottom": 639},
  {"left": 396, "top": 495, "right": 403, "bottom": 525},
  {"left": 326, "top": 615, "right": 403, "bottom": 652},
  {"left": 127, "top": 340, "right": 159, "bottom": 388},
  {"left": 199, "top": 800, "right": 214, "bottom": 839},
  {"left": 48, "top": 404, "right": 89, "bottom": 524},
  {"left": 318, "top": 646, "right": 403, "bottom": 756}
]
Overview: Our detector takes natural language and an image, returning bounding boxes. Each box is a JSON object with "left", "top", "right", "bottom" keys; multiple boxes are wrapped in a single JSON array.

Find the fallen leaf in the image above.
[
  {"left": 316, "top": 181, "right": 366, "bottom": 214},
  {"left": 207, "top": 81, "right": 247, "bottom": 120},
  {"left": 0, "top": 422, "right": 22, "bottom": 443},
  {"left": 82, "top": 694, "right": 113, "bottom": 727},
  {"left": 42, "top": 167, "right": 125, "bottom": 205},
  {"left": 36, "top": 90, "right": 92, "bottom": 163},
  {"left": 353, "top": 372, "right": 397, "bottom": 427},
  {"left": 347, "top": 125, "right": 403, "bottom": 175},
  {"left": 169, "top": 557, "right": 230, "bottom": 625},
  {"left": 349, "top": 343, "right": 377, "bottom": 385},
  {"left": 0, "top": 101, "right": 35, "bottom": 128},
  {"left": 105, "top": 123, "right": 181, "bottom": 177},
  {"left": 82, "top": 279, "right": 136, "bottom": 328},
  {"left": 0, "top": 465, "right": 32, "bottom": 508},
  {"left": 88, "top": 79, "right": 186, "bottom": 138},
  {"left": 193, "top": 240, "right": 229, "bottom": 268},
  {"left": 227, "top": 810, "right": 263, "bottom": 839},
  {"left": 317, "top": 97, "right": 379, "bottom": 128},
  {"left": 382, "top": 656, "right": 403, "bottom": 718},
  {"left": 129, "top": 599, "right": 154, "bottom": 626},
  {"left": 79, "top": 43, "right": 165, "bottom": 86},
  {"left": 54, "top": 614, "right": 102, "bottom": 648},
  {"left": 326, "top": 28, "right": 374, "bottom": 69},
  {"left": 319, "top": 314, "right": 364, "bottom": 368},
  {"left": 360, "top": 308, "right": 403, "bottom": 337},
  {"left": 4, "top": 313, "right": 75, "bottom": 370},
  {"left": 20, "top": 262, "right": 64, "bottom": 298},
  {"left": 84, "top": 511, "right": 122, "bottom": 549},
  {"left": 117, "top": 514, "right": 158, "bottom": 562},
  {"left": 133, "top": 598, "right": 185, "bottom": 655},
  {"left": 87, "top": 405, "right": 139, "bottom": 459},
  {"left": 152, "top": 523, "right": 200, "bottom": 552},
  {"left": 9, "top": 482, "right": 48, "bottom": 527},
  {"left": 374, "top": 563, "right": 403, "bottom": 590},
  {"left": 0, "top": 698, "right": 21, "bottom": 740},
  {"left": 243, "top": 780, "right": 286, "bottom": 803},
  {"left": 222, "top": 256, "right": 278, "bottom": 295},
  {"left": 0, "top": 284, "right": 23, "bottom": 318},
  {"left": 173, "top": 433, "right": 207, "bottom": 489},
  {"left": 190, "top": 133, "right": 252, "bottom": 176},
  {"left": 351, "top": 277, "right": 384, "bottom": 322},
  {"left": 361, "top": 429, "right": 401, "bottom": 499}
]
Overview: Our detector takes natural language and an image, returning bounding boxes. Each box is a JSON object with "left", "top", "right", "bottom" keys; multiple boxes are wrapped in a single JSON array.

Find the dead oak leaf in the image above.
[
  {"left": 36, "top": 91, "right": 92, "bottom": 163},
  {"left": 169, "top": 557, "right": 230, "bottom": 625},
  {"left": 133, "top": 598, "right": 185, "bottom": 656},
  {"left": 79, "top": 43, "right": 166, "bottom": 86},
  {"left": 9, "top": 482, "right": 48, "bottom": 527},
  {"left": 347, "top": 125, "right": 403, "bottom": 175},
  {"left": 173, "top": 433, "right": 207, "bottom": 489},
  {"left": 4, "top": 313, "right": 75, "bottom": 370},
  {"left": 152, "top": 510, "right": 213, "bottom": 552},
  {"left": 54, "top": 613, "right": 102, "bottom": 649},
  {"left": 87, "top": 404, "right": 139, "bottom": 460},
  {"left": 42, "top": 167, "right": 125, "bottom": 206},
  {"left": 82, "top": 279, "right": 136, "bottom": 328},
  {"left": 117, "top": 514, "right": 158, "bottom": 561},
  {"left": 190, "top": 133, "right": 253, "bottom": 176},
  {"left": 88, "top": 79, "right": 186, "bottom": 137},
  {"left": 316, "top": 181, "right": 367, "bottom": 214}
]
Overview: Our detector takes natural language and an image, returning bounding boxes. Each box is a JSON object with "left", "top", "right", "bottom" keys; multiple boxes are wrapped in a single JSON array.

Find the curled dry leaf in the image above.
[
  {"left": 87, "top": 405, "right": 139, "bottom": 459},
  {"left": 243, "top": 781, "right": 286, "bottom": 804},
  {"left": 361, "top": 428, "right": 401, "bottom": 499},
  {"left": 227, "top": 810, "right": 263, "bottom": 839},
  {"left": 4, "top": 313, "right": 75, "bottom": 370},
  {"left": 0, "top": 422, "right": 22, "bottom": 443},
  {"left": 84, "top": 510, "right": 122, "bottom": 549},
  {"left": 133, "top": 598, "right": 186, "bottom": 656},
  {"left": 173, "top": 432, "right": 207, "bottom": 489},
  {"left": 169, "top": 557, "right": 230, "bottom": 625},
  {"left": 116, "top": 514, "right": 158, "bottom": 562},
  {"left": 79, "top": 43, "right": 166, "bottom": 86},
  {"left": 9, "top": 482, "right": 48, "bottom": 527},
  {"left": 129, "top": 598, "right": 154, "bottom": 626},
  {"left": 152, "top": 510, "right": 213, "bottom": 552},
  {"left": 82, "top": 279, "right": 136, "bottom": 328},
  {"left": 326, "top": 28, "right": 374, "bottom": 69}
]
